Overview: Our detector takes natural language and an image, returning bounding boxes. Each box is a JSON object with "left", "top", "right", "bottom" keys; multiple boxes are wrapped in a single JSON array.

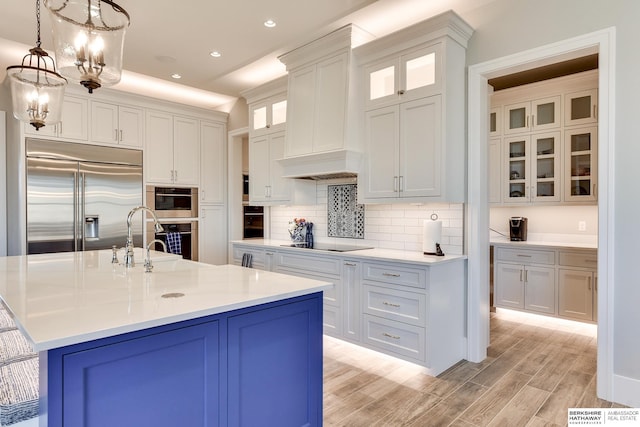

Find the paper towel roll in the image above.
[{"left": 422, "top": 219, "right": 442, "bottom": 254}]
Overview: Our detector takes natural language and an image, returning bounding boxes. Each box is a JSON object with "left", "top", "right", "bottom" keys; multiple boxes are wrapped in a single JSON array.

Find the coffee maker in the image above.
[{"left": 509, "top": 217, "right": 528, "bottom": 241}]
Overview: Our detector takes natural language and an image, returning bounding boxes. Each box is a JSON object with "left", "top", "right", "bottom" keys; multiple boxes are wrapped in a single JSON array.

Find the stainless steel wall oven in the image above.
[
  {"left": 147, "top": 220, "right": 198, "bottom": 261},
  {"left": 147, "top": 186, "right": 198, "bottom": 218},
  {"left": 243, "top": 206, "right": 264, "bottom": 239}
]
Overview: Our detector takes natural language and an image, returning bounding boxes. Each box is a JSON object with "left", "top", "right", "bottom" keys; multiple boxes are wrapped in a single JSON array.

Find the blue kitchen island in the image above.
[{"left": 0, "top": 250, "right": 331, "bottom": 427}]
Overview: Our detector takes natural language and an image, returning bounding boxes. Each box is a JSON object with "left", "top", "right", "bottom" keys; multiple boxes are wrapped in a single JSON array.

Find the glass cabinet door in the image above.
[
  {"left": 504, "top": 96, "right": 560, "bottom": 135},
  {"left": 364, "top": 44, "right": 441, "bottom": 109},
  {"left": 489, "top": 107, "right": 502, "bottom": 137},
  {"left": 531, "top": 131, "right": 561, "bottom": 202},
  {"left": 565, "top": 89, "right": 598, "bottom": 127},
  {"left": 565, "top": 127, "right": 598, "bottom": 202},
  {"left": 249, "top": 97, "right": 287, "bottom": 135},
  {"left": 504, "top": 102, "right": 530, "bottom": 135},
  {"left": 251, "top": 104, "right": 268, "bottom": 132},
  {"left": 531, "top": 96, "right": 561, "bottom": 131},
  {"left": 271, "top": 100, "right": 287, "bottom": 129},
  {"left": 400, "top": 45, "right": 440, "bottom": 100},
  {"left": 504, "top": 136, "right": 529, "bottom": 202}
]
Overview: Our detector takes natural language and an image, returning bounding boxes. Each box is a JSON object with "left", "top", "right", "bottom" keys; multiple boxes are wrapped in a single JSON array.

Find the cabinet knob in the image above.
[{"left": 397, "top": 89, "right": 406, "bottom": 95}]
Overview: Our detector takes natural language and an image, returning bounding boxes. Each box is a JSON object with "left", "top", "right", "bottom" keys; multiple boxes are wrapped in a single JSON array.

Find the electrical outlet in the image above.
[{"left": 578, "top": 221, "right": 587, "bottom": 231}]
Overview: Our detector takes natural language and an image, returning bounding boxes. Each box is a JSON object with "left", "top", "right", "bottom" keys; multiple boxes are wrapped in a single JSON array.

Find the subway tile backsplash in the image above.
[{"left": 269, "top": 180, "right": 464, "bottom": 255}]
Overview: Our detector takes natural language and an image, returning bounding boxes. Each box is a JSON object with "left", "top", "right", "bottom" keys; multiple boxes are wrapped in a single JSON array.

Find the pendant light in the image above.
[
  {"left": 6, "top": 0, "right": 67, "bottom": 130},
  {"left": 44, "top": 0, "right": 130, "bottom": 93}
]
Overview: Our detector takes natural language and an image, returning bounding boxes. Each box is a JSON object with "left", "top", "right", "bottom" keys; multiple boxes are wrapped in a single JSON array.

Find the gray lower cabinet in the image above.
[
  {"left": 232, "top": 242, "right": 466, "bottom": 376},
  {"left": 558, "top": 250, "right": 598, "bottom": 321},
  {"left": 493, "top": 244, "right": 597, "bottom": 322}
]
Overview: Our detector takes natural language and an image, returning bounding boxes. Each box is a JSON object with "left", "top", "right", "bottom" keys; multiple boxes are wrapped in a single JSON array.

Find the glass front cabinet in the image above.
[
  {"left": 503, "top": 96, "right": 561, "bottom": 135},
  {"left": 504, "top": 131, "right": 561, "bottom": 203},
  {"left": 364, "top": 44, "right": 442, "bottom": 109},
  {"left": 249, "top": 95, "right": 287, "bottom": 136},
  {"left": 565, "top": 126, "right": 598, "bottom": 202}
]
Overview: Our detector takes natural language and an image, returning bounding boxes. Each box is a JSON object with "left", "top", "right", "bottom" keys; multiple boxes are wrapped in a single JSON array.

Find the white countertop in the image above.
[
  {"left": 0, "top": 249, "right": 331, "bottom": 352},
  {"left": 233, "top": 239, "right": 467, "bottom": 266},
  {"left": 490, "top": 235, "right": 597, "bottom": 250}
]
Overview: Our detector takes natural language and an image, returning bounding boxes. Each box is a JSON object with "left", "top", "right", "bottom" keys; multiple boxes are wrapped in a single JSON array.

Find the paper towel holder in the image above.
[{"left": 423, "top": 213, "right": 445, "bottom": 256}]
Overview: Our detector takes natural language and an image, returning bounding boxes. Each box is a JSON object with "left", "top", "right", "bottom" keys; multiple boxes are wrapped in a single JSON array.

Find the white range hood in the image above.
[{"left": 277, "top": 149, "right": 362, "bottom": 180}]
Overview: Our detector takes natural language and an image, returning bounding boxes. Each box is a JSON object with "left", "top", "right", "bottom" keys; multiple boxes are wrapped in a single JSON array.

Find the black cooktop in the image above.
[{"left": 280, "top": 243, "right": 373, "bottom": 252}]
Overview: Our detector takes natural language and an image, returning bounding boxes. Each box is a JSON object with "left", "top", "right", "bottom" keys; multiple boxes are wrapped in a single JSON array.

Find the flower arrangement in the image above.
[{"left": 288, "top": 217, "right": 307, "bottom": 243}]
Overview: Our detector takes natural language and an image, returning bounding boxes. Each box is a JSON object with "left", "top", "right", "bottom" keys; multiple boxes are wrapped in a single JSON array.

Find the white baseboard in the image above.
[{"left": 612, "top": 373, "right": 640, "bottom": 407}]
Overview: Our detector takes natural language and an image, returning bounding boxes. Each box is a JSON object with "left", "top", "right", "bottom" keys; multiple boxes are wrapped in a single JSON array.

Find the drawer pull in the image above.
[
  {"left": 344, "top": 262, "right": 357, "bottom": 266},
  {"left": 383, "top": 301, "right": 400, "bottom": 308},
  {"left": 382, "top": 273, "right": 401, "bottom": 277},
  {"left": 382, "top": 332, "right": 400, "bottom": 340},
  {"left": 517, "top": 254, "right": 532, "bottom": 258}
]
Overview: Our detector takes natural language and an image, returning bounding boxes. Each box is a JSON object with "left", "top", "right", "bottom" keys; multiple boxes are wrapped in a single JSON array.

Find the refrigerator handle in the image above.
[
  {"left": 73, "top": 172, "right": 79, "bottom": 251},
  {"left": 80, "top": 172, "right": 86, "bottom": 251}
]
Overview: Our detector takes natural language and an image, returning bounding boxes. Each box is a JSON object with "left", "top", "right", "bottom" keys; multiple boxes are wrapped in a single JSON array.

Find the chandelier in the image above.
[
  {"left": 6, "top": 0, "right": 67, "bottom": 130},
  {"left": 44, "top": 0, "right": 130, "bottom": 93}
]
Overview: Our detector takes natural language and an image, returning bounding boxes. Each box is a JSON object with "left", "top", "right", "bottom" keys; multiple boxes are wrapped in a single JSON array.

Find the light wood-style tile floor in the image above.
[{"left": 324, "top": 309, "right": 624, "bottom": 426}]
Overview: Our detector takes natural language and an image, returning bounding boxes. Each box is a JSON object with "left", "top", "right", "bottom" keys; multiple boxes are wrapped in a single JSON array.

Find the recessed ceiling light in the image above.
[
  {"left": 210, "top": 51, "right": 222, "bottom": 58},
  {"left": 264, "top": 19, "right": 276, "bottom": 28},
  {"left": 171, "top": 73, "right": 181, "bottom": 79}
]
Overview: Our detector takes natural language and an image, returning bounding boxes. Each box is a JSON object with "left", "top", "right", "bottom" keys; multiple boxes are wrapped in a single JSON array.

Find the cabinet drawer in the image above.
[
  {"left": 558, "top": 251, "right": 597, "bottom": 269},
  {"left": 362, "top": 262, "right": 427, "bottom": 289},
  {"left": 363, "top": 314, "right": 426, "bottom": 362},
  {"left": 276, "top": 252, "right": 341, "bottom": 277},
  {"left": 495, "top": 247, "right": 555, "bottom": 265},
  {"left": 274, "top": 268, "right": 339, "bottom": 306},
  {"left": 362, "top": 284, "right": 426, "bottom": 326}
]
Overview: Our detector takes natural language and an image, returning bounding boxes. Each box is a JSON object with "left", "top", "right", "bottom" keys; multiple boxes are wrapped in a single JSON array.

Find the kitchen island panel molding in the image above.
[{"left": 44, "top": 293, "right": 323, "bottom": 427}]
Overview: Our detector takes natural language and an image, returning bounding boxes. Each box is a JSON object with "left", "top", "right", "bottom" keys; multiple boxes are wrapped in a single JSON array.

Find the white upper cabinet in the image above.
[
  {"left": 503, "top": 96, "right": 561, "bottom": 135},
  {"left": 565, "top": 89, "right": 598, "bottom": 127},
  {"left": 242, "top": 77, "right": 316, "bottom": 206},
  {"left": 503, "top": 131, "right": 561, "bottom": 204},
  {"left": 356, "top": 11, "right": 473, "bottom": 204},
  {"left": 146, "top": 111, "right": 200, "bottom": 186},
  {"left": 249, "top": 94, "right": 287, "bottom": 137},
  {"left": 365, "top": 44, "right": 441, "bottom": 110},
  {"left": 200, "top": 120, "right": 226, "bottom": 204},
  {"left": 564, "top": 126, "right": 598, "bottom": 202},
  {"left": 25, "top": 95, "right": 88, "bottom": 141},
  {"left": 363, "top": 96, "right": 442, "bottom": 199},
  {"left": 91, "top": 101, "right": 143, "bottom": 147},
  {"left": 490, "top": 70, "right": 598, "bottom": 205}
]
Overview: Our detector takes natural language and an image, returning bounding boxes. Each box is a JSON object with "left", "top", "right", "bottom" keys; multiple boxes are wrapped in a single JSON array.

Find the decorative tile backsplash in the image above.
[
  {"left": 270, "top": 179, "right": 464, "bottom": 255},
  {"left": 327, "top": 184, "right": 365, "bottom": 239}
]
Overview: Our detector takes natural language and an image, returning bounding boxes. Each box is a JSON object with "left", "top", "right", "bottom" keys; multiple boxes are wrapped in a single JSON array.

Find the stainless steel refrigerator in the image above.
[{"left": 26, "top": 139, "right": 143, "bottom": 254}]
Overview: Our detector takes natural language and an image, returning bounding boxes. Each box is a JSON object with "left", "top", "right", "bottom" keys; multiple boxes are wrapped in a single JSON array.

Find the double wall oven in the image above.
[{"left": 147, "top": 186, "right": 199, "bottom": 260}]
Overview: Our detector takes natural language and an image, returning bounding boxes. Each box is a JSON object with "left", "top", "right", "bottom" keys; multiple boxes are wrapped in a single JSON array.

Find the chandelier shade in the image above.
[
  {"left": 6, "top": 0, "right": 67, "bottom": 130},
  {"left": 44, "top": 0, "right": 130, "bottom": 93}
]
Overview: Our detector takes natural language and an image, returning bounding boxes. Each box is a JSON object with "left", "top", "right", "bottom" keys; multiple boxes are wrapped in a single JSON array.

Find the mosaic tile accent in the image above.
[{"left": 327, "top": 184, "right": 365, "bottom": 239}]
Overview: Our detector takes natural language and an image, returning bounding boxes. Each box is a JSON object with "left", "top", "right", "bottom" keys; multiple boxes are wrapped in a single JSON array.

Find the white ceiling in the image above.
[{"left": 0, "top": 0, "right": 492, "bottom": 111}]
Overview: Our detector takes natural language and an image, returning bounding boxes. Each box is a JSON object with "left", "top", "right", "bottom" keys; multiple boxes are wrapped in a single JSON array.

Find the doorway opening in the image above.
[{"left": 467, "top": 28, "right": 615, "bottom": 401}]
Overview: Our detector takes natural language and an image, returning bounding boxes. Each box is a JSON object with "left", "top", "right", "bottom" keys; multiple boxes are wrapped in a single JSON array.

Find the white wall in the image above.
[
  {"left": 459, "top": 0, "right": 640, "bottom": 404},
  {"left": 270, "top": 179, "right": 464, "bottom": 255},
  {"left": 490, "top": 205, "right": 598, "bottom": 243}
]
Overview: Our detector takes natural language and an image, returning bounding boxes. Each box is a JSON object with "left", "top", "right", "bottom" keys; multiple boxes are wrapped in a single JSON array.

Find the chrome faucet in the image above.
[
  {"left": 124, "top": 206, "right": 164, "bottom": 268},
  {"left": 144, "top": 239, "right": 167, "bottom": 273}
]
